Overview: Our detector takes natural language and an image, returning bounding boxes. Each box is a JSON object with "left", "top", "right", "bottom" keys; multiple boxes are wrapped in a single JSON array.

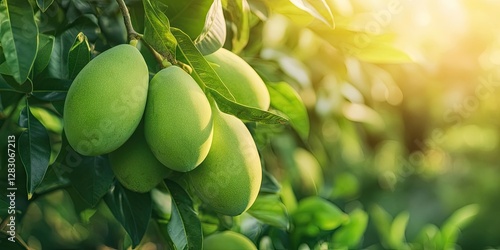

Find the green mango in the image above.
[
  {"left": 205, "top": 48, "right": 270, "bottom": 110},
  {"left": 109, "top": 125, "right": 171, "bottom": 193},
  {"left": 145, "top": 66, "right": 213, "bottom": 172},
  {"left": 188, "top": 107, "right": 262, "bottom": 216},
  {"left": 64, "top": 44, "right": 148, "bottom": 156},
  {"left": 203, "top": 231, "right": 257, "bottom": 250}
]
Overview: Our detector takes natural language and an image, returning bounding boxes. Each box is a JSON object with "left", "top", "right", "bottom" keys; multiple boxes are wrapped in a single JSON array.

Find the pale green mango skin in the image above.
[
  {"left": 145, "top": 66, "right": 213, "bottom": 172},
  {"left": 109, "top": 125, "right": 171, "bottom": 193},
  {"left": 205, "top": 48, "right": 270, "bottom": 110},
  {"left": 64, "top": 44, "right": 149, "bottom": 156},
  {"left": 188, "top": 108, "right": 262, "bottom": 216},
  {"left": 204, "top": 231, "right": 257, "bottom": 250}
]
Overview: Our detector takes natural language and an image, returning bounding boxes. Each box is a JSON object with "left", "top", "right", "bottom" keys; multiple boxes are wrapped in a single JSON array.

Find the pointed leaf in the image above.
[
  {"left": 18, "top": 102, "right": 51, "bottom": 199},
  {"left": 143, "top": 0, "right": 177, "bottom": 59},
  {"left": 194, "top": 0, "right": 226, "bottom": 55},
  {"left": 0, "top": 0, "right": 39, "bottom": 83},
  {"left": 388, "top": 211, "right": 409, "bottom": 249},
  {"left": 209, "top": 89, "right": 289, "bottom": 124},
  {"left": 46, "top": 15, "right": 98, "bottom": 79},
  {"left": 165, "top": 180, "right": 203, "bottom": 250},
  {"left": 260, "top": 169, "right": 281, "bottom": 193},
  {"left": 0, "top": 74, "right": 33, "bottom": 93},
  {"left": 266, "top": 82, "right": 309, "bottom": 139},
  {"left": 172, "top": 28, "right": 288, "bottom": 125},
  {"left": 171, "top": 28, "right": 234, "bottom": 100},
  {"left": 36, "top": 0, "right": 54, "bottom": 12},
  {"left": 68, "top": 32, "right": 90, "bottom": 80},
  {"left": 104, "top": 183, "right": 152, "bottom": 247},
  {"left": 441, "top": 204, "right": 479, "bottom": 249},
  {"left": 32, "top": 34, "right": 55, "bottom": 76},
  {"left": 67, "top": 153, "right": 114, "bottom": 207},
  {"left": 248, "top": 194, "right": 290, "bottom": 230}
]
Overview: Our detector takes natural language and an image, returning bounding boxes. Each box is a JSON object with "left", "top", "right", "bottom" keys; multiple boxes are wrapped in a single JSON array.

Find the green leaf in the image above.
[
  {"left": 388, "top": 211, "right": 409, "bottom": 249},
  {"left": 248, "top": 194, "right": 290, "bottom": 230},
  {"left": 0, "top": 74, "right": 33, "bottom": 93},
  {"left": 209, "top": 89, "right": 289, "bottom": 125},
  {"left": 289, "top": 0, "right": 334, "bottom": 28},
  {"left": 32, "top": 34, "right": 55, "bottom": 77},
  {"left": 104, "top": 183, "right": 152, "bottom": 248},
  {"left": 32, "top": 78, "right": 71, "bottom": 101},
  {"left": 68, "top": 32, "right": 90, "bottom": 80},
  {"left": 292, "top": 197, "right": 348, "bottom": 236},
  {"left": 266, "top": 82, "right": 309, "bottom": 139},
  {"left": 67, "top": 153, "right": 114, "bottom": 207},
  {"left": 0, "top": 0, "right": 39, "bottom": 83},
  {"left": 370, "top": 204, "right": 392, "bottom": 247},
  {"left": 143, "top": 0, "right": 177, "bottom": 59},
  {"left": 223, "top": 0, "right": 249, "bottom": 53},
  {"left": 18, "top": 101, "right": 51, "bottom": 199},
  {"left": 171, "top": 28, "right": 234, "bottom": 100},
  {"left": 414, "top": 224, "right": 442, "bottom": 250},
  {"left": 441, "top": 204, "right": 479, "bottom": 249},
  {"left": 158, "top": 0, "right": 214, "bottom": 40},
  {"left": 194, "top": 0, "right": 226, "bottom": 55},
  {"left": 332, "top": 209, "right": 368, "bottom": 248},
  {"left": 36, "top": 0, "right": 54, "bottom": 12},
  {"left": 171, "top": 29, "right": 287, "bottom": 124},
  {"left": 46, "top": 15, "right": 98, "bottom": 79},
  {"left": 165, "top": 180, "right": 203, "bottom": 250},
  {"left": 260, "top": 169, "right": 281, "bottom": 193}
]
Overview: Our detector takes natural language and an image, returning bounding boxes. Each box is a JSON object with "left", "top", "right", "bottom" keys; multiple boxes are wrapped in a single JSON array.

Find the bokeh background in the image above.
[{"left": 3, "top": 0, "right": 500, "bottom": 249}]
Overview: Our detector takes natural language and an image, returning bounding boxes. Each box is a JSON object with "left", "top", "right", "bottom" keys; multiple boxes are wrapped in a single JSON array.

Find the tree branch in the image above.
[{"left": 116, "top": 0, "right": 141, "bottom": 41}]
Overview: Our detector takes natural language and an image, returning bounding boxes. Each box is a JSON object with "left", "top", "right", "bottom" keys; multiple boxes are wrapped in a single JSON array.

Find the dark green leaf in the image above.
[
  {"left": 104, "top": 183, "right": 152, "bottom": 247},
  {"left": 171, "top": 28, "right": 234, "bottom": 101},
  {"left": 68, "top": 32, "right": 90, "bottom": 80},
  {"left": 194, "top": 0, "right": 226, "bottom": 55},
  {"left": 68, "top": 154, "right": 114, "bottom": 207},
  {"left": 332, "top": 209, "right": 368, "bottom": 248},
  {"left": 18, "top": 102, "right": 51, "bottom": 199},
  {"left": 210, "top": 89, "right": 289, "bottom": 125},
  {"left": 165, "top": 179, "right": 203, "bottom": 250},
  {"left": 0, "top": 74, "right": 33, "bottom": 93},
  {"left": 260, "top": 169, "right": 281, "bottom": 193},
  {"left": 36, "top": 0, "right": 54, "bottom": 12},
  {"left": 32, "top": 34, "right": 55, "bottom": 77},
  {"left": 0, "top": 0, "right": 39, "bottom": 83},
  {"left": 248, "top": 194, "right": 290, "bottom": 230},
  {"left": 266, "top": 82, "right": 309, "bottom": 139},
  {"left": 223, "top": 0, "right": 249, "bottom": 53},
  {"left": 143, "top": 0, "right": 177, "bottom": 59},
  {"left": 46, "top": 15, "right": 99, "bottom": 79},
  {"left": 32, "top": 78, "right": 71, "bottom": 101},
  {"left": 158, "top": 0, "right": 214, "bottom": 40}
]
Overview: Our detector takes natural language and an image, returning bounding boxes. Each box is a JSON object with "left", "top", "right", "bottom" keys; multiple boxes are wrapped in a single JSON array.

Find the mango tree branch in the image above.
[{"left": 116, "top": 0, "right": 140, "bottom": 41}]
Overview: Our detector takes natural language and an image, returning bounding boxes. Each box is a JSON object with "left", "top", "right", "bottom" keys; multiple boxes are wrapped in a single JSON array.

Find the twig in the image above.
[{"left": 116, "top": 0, "right": 140, "bottom": 41}]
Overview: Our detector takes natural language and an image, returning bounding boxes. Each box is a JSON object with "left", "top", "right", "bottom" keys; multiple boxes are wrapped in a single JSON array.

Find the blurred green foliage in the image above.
[{"left": 2, "top": 0, "right": 500, "bottom": 249}]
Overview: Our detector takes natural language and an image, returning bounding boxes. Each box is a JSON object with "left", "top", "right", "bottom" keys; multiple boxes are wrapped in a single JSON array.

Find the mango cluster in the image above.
[{"left": 63, "top": 45, "right": 268, "bottom": 216}]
